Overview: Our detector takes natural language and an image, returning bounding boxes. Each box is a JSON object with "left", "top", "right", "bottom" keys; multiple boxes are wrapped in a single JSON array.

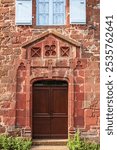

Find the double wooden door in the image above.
[{"left": 32, "top": 81, "right": 68, "bottom": 139}]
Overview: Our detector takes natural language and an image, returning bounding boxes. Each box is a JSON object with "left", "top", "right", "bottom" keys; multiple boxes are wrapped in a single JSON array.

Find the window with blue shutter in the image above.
[
  {"left": 15, "top": 0, "right": 32, "bottom": 25},
  {"left": 70, "top": 0, "right": 86, "bottom": 24},
  {"left": 36, "top": 0, "right": 65, "bottom": 26}
]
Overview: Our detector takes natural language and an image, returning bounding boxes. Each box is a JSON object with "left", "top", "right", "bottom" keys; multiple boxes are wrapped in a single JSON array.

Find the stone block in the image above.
[
  {"left": 83, "top": 101, "right": 92, "bottom": 109},
  {"left": 75, "top": 77, "right": 84, "bottom": 84},
  {"left": 1, "top": 101, "right": 11, "bottom": 108},
  {"left": 84, "top": 109, "right": 93, "bottom": 117},
  {"left": 0, "top": 8, "right": 9, "bottom": 14},
  {"left": 79, "top": 70, "right": 84, "bottom": 77},
  {"left": 85, "top": 83, "right": 95, "bottom": 92},
  {"left": 76, "top": 93, "right": 84, "bottom": 101},
  {"left": 88, "top": 62, "right": 100, "bottom": 69},
  {"left": 75, "top": 116, "right": 84, "bottom": 127},
  {"left": 0, "top": 126, "right": 6, "bottom": 133},
  {"left": 16, "top": 94, "right": 26, "bottom": 109},
  {"left": 16, "top": 117, "right": 26, "bottom": 127},
  {"left": 0, "top": 69, "right": 8, "bottom": 77},
  {"left": 1, "top": 0, "right": 14, "bottom": 3},
  {"left": 3, "top": 117, "right": 15, "bottom": 126}
]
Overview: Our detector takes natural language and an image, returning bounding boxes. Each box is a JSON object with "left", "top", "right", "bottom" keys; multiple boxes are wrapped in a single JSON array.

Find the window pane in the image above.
[
  {"left": 53, "top": 0, "right": 65, "bottom": 25},
  {"left": 38, "top": 1, "right": 49, "bottom": 13},
  {"left": 38, "top": 14, "right": 49, "bottom": 25},
  {"left": 37, "top": 0, "right": 49, "bottom": 25},
  {"left": 36, "top": 0, "right": 65, "bottom": 25}
]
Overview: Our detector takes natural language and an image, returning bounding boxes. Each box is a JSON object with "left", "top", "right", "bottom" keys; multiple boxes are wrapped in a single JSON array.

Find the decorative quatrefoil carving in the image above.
[
  {"left": 31, "top": 47, "right": 41, "bottom": 57},
  {"left": 60, "top": 46, "right": 70, "bottom": 57},
  {"left": 44, "top": 45, "right": 56, "bottom": 57}
]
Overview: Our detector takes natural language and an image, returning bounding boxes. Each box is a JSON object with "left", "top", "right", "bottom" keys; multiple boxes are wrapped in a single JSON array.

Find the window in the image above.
[
  {"left": 36, "top": 0, "right": 66, "bottom": 26},
  {"left": 15, "top": 0, "right": 86, "bottom": 26}
]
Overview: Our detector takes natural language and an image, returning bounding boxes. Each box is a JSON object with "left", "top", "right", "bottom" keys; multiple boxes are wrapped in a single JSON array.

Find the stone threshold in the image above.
[
  {"left": 32, "top": 139, "right": 68, "bottom": 146},
  {"left": 31, "top": 145, "right": 69, "bottom": 150}
]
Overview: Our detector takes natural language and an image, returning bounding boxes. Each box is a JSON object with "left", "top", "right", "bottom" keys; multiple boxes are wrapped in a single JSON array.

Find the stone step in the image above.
[
  {"left": 33, "top": 139, "right": 68, "bottom": 146},
  {"left": 31, "top": 146, "right": 69, "bottom": 150}
]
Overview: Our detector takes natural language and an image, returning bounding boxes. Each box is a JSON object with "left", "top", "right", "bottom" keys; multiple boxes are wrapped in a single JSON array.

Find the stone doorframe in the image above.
[
  {"left": 16, "top": 30, "right": 82, "bottom": 137},
  {"left": 30, "top": 76, "right": 75, "bottom": 136},
  {"left": 21, "top": 66, "right": 76, "bottom": 136}
]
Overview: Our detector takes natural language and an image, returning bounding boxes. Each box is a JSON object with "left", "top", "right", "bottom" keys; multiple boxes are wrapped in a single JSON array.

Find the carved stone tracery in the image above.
[
  {"left": 31, "top": 47, "right": 41, "bottom": 57},
  {"left": 44, "top": 44, "right": 56, "bottom": 57},
  {"left": 60, "top": 46, "right": 70, "bottom": 57}
]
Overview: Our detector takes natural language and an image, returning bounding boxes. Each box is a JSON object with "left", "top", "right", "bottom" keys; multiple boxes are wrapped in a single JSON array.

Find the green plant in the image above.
[
  {"left": 22, "top": 139, "right": 32, "bottom": 150},
  {"left": 0, "top": 135, "right": 12, "bottom": 150},
  {"left": 67, "top": 132, "right": 100, "bottom": 150},
  {"left": 0, "top": 135, "right": 32, "bottom": 150}
]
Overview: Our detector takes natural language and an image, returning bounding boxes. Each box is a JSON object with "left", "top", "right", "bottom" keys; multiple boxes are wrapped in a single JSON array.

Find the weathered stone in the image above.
[
  {"left": 2, "top": 48, "right": 13, "bottom": 55},
  {"left": 75, "top": 77, "right": 84, "bottom": 84},
  {"left": 0, "top": 92, "right": 12, "bottom": 101},
  {"left": 0, "top": 0, "right": 100, "bottom": 141},
  {"left": 1, "top": 0, "right": 14, "bottom": 3},
  {"left": 0, "top": 69, "right": 8, "bottom": 77},
  {"left": 0, "top": 8, "right": 9, "bottom": 14},
  {"left": 0, "top": 56, "right": 5, "bottom": 60},
  {"left": 83, "top": 101, "right": 92, "bottom": 109},
  {"left": 3, "top": 117, "right": 15, "bottom": 126},
  {"left": 1, "top": 101, "right": 11, "bottom": 108},
  {"left": 0, "top": 126, "right": 6, "bottom": 133}
]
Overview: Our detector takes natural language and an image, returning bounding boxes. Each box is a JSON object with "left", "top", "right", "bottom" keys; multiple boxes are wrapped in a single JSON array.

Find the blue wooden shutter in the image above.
[
  {"left": 16, "top": 0, "right": 32, "bottom": 25},
  {"left": 53, "top": 0, "right": 65, "bottom": 25},
  {"left": 36, "top": 0, "right": 49, "bottom": 25},
  {"left": 70, "top": 0, "right": 86, "bottom": 24}
]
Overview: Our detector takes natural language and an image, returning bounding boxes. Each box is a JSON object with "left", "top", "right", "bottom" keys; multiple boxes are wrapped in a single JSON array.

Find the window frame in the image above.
[
  {"left": 36, "top": 0, "right": 66, "bottom": 26},
  {"left": 32, "top": 0, "right": 86, "bottom": 27}
]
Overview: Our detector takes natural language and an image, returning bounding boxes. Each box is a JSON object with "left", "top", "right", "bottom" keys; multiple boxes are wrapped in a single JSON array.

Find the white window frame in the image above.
[{"left": 36, "top": 0, "right": 66, "bottom": 26}]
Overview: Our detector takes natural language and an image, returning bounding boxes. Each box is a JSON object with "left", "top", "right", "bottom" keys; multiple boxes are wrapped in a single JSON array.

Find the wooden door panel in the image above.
[
  {"left": 32, "top": 81, "right": 68, "bottom": 139},
  {"left": 33, "top": 88, "right": 50, "bottom": 114},
  {"left": 51, "top": 88, "right": 68, "bottom": 115},
  {"left": 33, "top": 117, "right": 50, "bottom": 138},
  {"left": 51, "top": 118, "right": 68, "bottom": 138},
  {"left": 33, "top": 87, "right": 51, "bottom": 138},
  {"left": 51, "top": 87, "right": 68, "bottom": 138}
]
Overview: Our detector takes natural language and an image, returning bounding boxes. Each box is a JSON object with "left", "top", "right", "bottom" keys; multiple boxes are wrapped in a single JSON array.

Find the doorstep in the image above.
[
  {"left": 32, "top": 139, "right": 68, "bottom": 146},
  {"left": 31, "top": 139, "right": 68, "bottom": 150},
  {"left": 31, "top": 145, "right": 69, "bottom": 150}
]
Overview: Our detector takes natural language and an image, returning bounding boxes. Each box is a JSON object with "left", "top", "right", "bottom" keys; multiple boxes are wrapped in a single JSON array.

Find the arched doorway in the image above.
[{"left": 32, "top": 80, "right": 68, "bottom": 139}]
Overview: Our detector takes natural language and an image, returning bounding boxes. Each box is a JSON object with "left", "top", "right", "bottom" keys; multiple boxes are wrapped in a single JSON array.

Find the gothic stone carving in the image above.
[
  {"left": 44, "top": 44, "right": 56, "bottom": 57},
  {"left": 31, "top": 47, "right": 41, "bottom": 57},
  {"left": 60, "top": 46, "right": 70, "bottom": 57}
]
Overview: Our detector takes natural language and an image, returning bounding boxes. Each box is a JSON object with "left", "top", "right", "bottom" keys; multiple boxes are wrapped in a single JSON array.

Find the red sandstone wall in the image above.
[{"left": 0, "top": 0, "right": 100, "bottom": 139}]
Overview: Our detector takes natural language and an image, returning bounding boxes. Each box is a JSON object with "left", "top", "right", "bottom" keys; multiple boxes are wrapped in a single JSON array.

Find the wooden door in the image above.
[{"left": 32, "top": 80, "right": 68, "bottom": 139}]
